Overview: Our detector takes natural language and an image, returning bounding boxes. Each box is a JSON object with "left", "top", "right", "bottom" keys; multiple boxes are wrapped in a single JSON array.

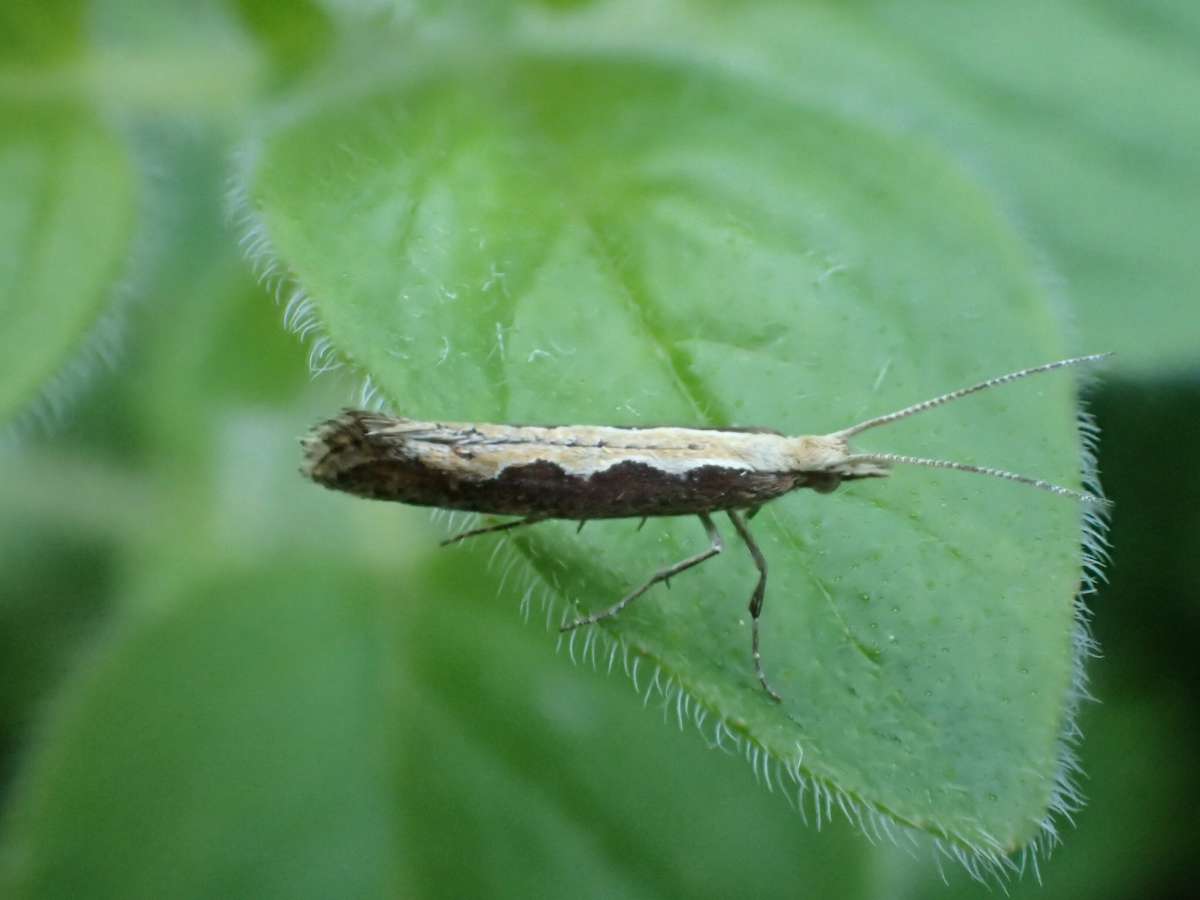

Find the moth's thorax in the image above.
[{"left": 784, "top": 435, "right": 849, "bottom": 471}]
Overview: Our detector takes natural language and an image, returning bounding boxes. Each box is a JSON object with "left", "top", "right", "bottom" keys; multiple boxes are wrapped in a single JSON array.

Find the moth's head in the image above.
[{"left": 785, "top": 434, "right": 891, "bottom": 493}]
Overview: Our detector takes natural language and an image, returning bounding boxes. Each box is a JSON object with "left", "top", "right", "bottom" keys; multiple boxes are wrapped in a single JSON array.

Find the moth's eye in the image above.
[{"left": 807, "top": 473, "right": 843, "bottom": 494}]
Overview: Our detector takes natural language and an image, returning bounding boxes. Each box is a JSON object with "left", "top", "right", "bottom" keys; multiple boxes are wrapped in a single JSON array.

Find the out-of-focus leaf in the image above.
[
  {"left": 231, "top": 0, "right": 334, "bottom": 82},
  {"left": 0, "top": 0, "right": 86, "bottom": 64},
  {"left": 529, "top": 0, "right": 1200, "bottom": 373},
  {"left": 0, "top": 565, "right": 404, "bottom": 900},
  {"left": 0, "top": 526, "right": 113, "bottom": 798},
  {"left": 857, "top": 0, "right": 1200, "bottom": 374},
  {"left": 0, "top": 103, "right": 135, "bottom": 425}
]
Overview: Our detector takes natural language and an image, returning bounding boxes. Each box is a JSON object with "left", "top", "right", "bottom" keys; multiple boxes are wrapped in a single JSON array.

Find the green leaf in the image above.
[
  {"left": 0, "top": 0, "right": 86, "bottom": 64},
  {"left": 1, "top": 566, "right": 404, "bottom": 900},
  {"left": 231, "top": 0, "right": 335, "bottom": 83},
  {"left": 246, "top": 46, "right": 1089, "bottom": 858},
  {"left": 0, "top": 102, "right": 136, "bottom": 425}
]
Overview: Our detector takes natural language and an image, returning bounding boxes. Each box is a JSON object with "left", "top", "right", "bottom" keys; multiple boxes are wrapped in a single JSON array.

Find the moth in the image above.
[{"left": 302, "top": 353, "right": 1108, "bottom": 701}]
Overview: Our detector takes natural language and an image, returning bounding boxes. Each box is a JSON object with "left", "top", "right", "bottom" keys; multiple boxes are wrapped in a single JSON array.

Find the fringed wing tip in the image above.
[{"left": 299, "top": 409, "right": 375, "bottom": 482}]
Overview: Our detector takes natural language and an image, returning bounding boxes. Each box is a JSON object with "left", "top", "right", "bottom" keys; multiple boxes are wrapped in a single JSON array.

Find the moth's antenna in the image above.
[
  {"left": 835, "top": 353, "right": 1113, "bottom": 440},
  {"left": 840, "top": 453, "right": 1108, "bottom": 504}
]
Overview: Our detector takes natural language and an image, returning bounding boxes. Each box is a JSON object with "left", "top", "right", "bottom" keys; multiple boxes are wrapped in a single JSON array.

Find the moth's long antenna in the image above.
[
  {"left": 841, "top": 453, "right": 1108, "bottom": 504},
  {"left": 835, "top": 353, "right": 1113, "bottom": 439}
]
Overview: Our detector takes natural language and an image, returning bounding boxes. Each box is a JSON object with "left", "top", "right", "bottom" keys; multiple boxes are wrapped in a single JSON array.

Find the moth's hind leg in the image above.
[
  {"left": 561, "top": 513, "right": 723, "bottom": 632},
  {"left": 727, "top": 509, "right": 782, "bottom": 702},
  {"left": 441, "top": 516, "right": 544, "bottom": 547}
]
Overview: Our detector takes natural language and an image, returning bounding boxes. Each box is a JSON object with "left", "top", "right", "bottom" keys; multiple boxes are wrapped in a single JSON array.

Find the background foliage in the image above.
[{"left": 1, "top": 2, "right": 1198, "bottom": 898}]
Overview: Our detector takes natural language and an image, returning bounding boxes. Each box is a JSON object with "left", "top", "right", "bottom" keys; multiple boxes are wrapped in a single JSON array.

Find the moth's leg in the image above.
[
  {"left": 561, "top": 513, "right": 723, "bottom": 632},
  {"left": 727, "top": 510, "right": 782, "bottom": 702},
  {"left": 440, "top": 517, "right": 543, "bottom": 547}
]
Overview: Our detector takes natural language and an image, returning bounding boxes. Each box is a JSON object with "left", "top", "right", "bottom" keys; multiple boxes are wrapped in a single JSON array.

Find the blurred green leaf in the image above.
[
  {"left": 0, "top": 103, "right": 135, "bottom": 425},
  {"left": 0, "top": 1, "right": 86, "bottom": 65},
  {"left": 855, "top": 0, "right": 1200, "bottom": 374},
  {"left": 0, "top": 525, "right": 113, "bottom": 796},
  {"left": 231, "top": 0, "right": 334, "bottom": 83},
  {"left": 248, "top": 45, "right": 1088, "bottom": 854},
  {"left": 1, "top": 565, "right": 404, "bottom": 900},
  {"left": 519, "top": 0, "right": 1200, "bottom": 374}
]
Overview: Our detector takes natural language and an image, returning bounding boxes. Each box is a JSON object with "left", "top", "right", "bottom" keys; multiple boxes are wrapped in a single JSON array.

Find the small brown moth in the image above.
[{"left": 302, "top": 353, "right": 1109, "bottom": 701}]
